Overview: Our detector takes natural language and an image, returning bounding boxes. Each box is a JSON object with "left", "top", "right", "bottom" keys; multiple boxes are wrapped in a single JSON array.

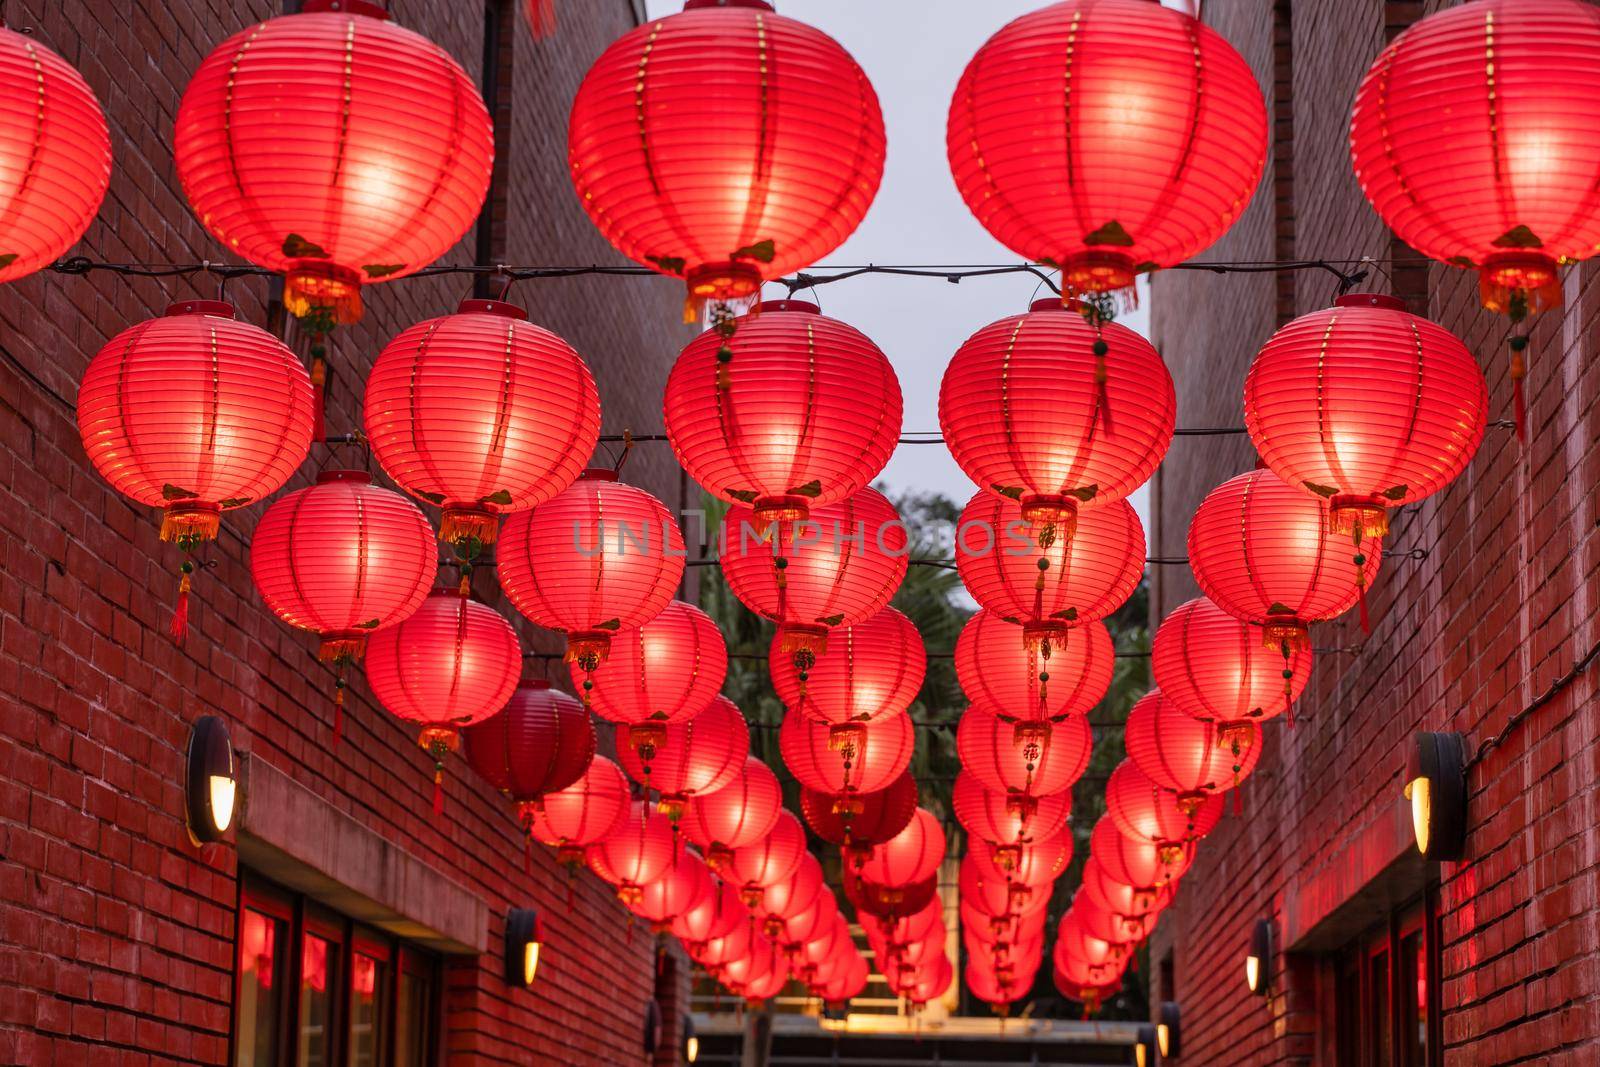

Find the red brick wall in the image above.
[
  {"left": 0, "top": 2, "right": 694, "bottom": 1064},
  {"left": 1148, "top": 1, "right": 1600, "bottom": 1064}
]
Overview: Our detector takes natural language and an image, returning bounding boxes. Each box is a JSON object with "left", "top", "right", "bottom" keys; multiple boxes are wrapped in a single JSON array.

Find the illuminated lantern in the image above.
[
  {"left": 778, "top": 892, "right": 839, "bottom": 952},
  {"left": 749, "top": 854, "right": 825, "bottom": 932},
  {"left": 1188, "top": 469, "right": 1383, "bottom": 651},
  {"left": 964, "top": 960, "right": 1026, "bottom": 1012},
  {"left": 940, "top": 301, "right": 1175, "bottom": 543},
  {"left": 568, "top": 0, "right": 885, "bottom": 319},
  {"left": 664, "top": 300, "right": 901, "bottom": 524},
  {"left": 250, "top": 470, "right": 435, "bottom": 673},
  {"left": 1081, "top": 859, "right": 1171, "bottom": 928},
  {"left": 0, "top": 26, "right": 111, "bottom": 282},
  {"left": 1053, "top": 910, "right": 1124, "bottom": 977},
  {"left": 691, "top": 921, "right": 753, "bottom": 969},
  {"left": 629, "top": 850, "right": 713, "bottom": 929},
  {"left": 1105, "top": 760, "right": 1224, "bottom": 860},
  {"left": 1124, "top": 689, "right": 1262, "bottom": 809},
  {"left": 956, "top": 610, "right": 1113, "bottom": 723},
  {"left": 956, "top": 703, "right": 1092, "bottom": 797},
  {"left": 527, "top": 755, "right": 633, "bottom": 867},
  {"left": 174, "top": 0, "right": 493, "bottom": 323},
  {"left": 856, "top": 809, "right": 945, "bottom": 892},
  {"left": 946, "top": 0, "right": 1267, "bottom": 296},
  {"left": 959, "top": 855, "right": 1048, "bottom": 919},
  {"left": 727, "top": 811, "right": 808, "bottom": 899},
  {"left": 724, "top": 942, "right": 789, "bottom": 1004},
  {"left": 800, "top": 771, "right": 918, "bottom": 867},
  {"left": 956, "top": 493, "right": 1144, "bottom": 645},
  {"left": 780, "top": 709, "right": 915, "bottom": 812},
  {"left": 682, "top": 757, "right": 783, "bottom": 869},
  {"left": 77, "top": 302, "right": 315, "bottom": 638},
  {"left": 1074, "top": 890, "right": 1155, "bottom": 948},
  {"left": 1152, "top": 597, "right": 1311, "bottom": 727},
  {"left": 618, "top": 695, "right": 749, "bottom": 818},
  {"left": 364, "top": 300, "right": 600, "bottom": 551},
  {"left": 901, "top": 955, "right": 955, "bottom": 1007},
  {"left": 587, "top": 800, "right": 677, "bottom": 904},
  {"left": 953, "top": 771, "right": 1071, "bottom": 856},
  {"left": 1089, "top": 819, "right": 1192, "bottom": 892},
  {"left": 862, "top": 896, "right": 944, "bottom": 951},
  {"left": 970, "top": 828, "right": 1072, "bottom": 888},
  {"left": 498, "top": 470, "right": 685, "bottom": 679},
  {"left": 769, "top": 607, "right": 926, "bottom": 738},
  {"left": 579, "top": 601, "right": 728, "bottom": 741},
  {"left": 845, "top": 870, "right": 938, "bottom": 921},
  {"left": 462, "top": 681, "right": 596, "bottom": 809},
  {"left": 718, "top": 487, "right": 908, "bottom": 671},
  {"left": 817, "top": 953, "right": 870, "bottom": 1007},
  {"left": 672, "top": 876, "right": 747, "bottom": 946},
  {"left": 795, "top": 913, "right": 851, "bottom": 981}
]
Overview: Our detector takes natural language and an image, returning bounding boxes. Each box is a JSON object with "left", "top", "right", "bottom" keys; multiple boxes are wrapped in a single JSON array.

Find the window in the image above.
[
  {"left": 233, "top": 876, "right": 440, "bottom": 1067},
  {"left": 1334, "top": 888, "right": 1441, "bottom": 1067}
]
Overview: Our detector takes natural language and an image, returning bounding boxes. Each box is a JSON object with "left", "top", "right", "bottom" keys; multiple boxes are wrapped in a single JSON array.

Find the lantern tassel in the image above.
[
  {"left": 1234, "top": 786, "right": 1243, "bottom": 817},
  {"left": 1511, "top": 350, "right": 1527, "bottom": 443},
  {"left": 566, "top": 868, "right": 577, "bottom": 913},
  {"left": 525, "top": 0, "right": 556, "bottom": 38},
  {"left": 170, "top": 568, "right": 192, "bottom": 645},
  {"left": 309, "top": 351, "right": 327, "bottom": 443},
  {"left": 332, "top": 683, "right": 344, "bottom": 747},
  {"left": 432, "top": 770, "right": 444, "bottom": 818},
  {"left": 524, "top": 834, "right": 533, "bottom": 876}
]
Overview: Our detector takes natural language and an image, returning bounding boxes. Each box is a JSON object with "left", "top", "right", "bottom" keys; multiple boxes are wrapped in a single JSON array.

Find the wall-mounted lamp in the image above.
[
  {"left": 1246, "top": 919, "right": 1273, "bottom": 995},
  {"left": 1157, "top": 1001, "right": 1181, "bottom": 1059},
  {"left": 1134, "top": 1023, "right": 1157, "bottom": 1067},
  {"left": 682, "top": 1013, "right": 699, "bottom": 1063},
  {"left": 1404, "top": 731, "right": 1468, "bottom": 861},
  {"left": 504, "top": 909, "right": 543, "bottom": 987},
  {"left": 185, "top": 716, "right": 236, "bottom": 844}
]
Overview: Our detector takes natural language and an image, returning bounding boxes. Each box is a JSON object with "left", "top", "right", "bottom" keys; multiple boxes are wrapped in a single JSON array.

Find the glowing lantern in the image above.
[
  {"left": 629, "top": 850, "right": 713, "bottom": 929},
  {"left": 769, "top": 607, "right": 926, "bottom": 736},
  {"left": 901, "top": 955, "right": 955, "bottom": 1007},
  {"left": 855, "top": 809, "right": 945, "bottom": 892},
  {"left": 681, "top": 757, "right": 783, "bottom": 869},
  {"left": 845, "top": 870, "right": 938, "bottom": 921},
  {"left": 960, "top": 855, "right": 1048, "bottom": 919},
  {"left": 725, "top": 943, "right": 789, "bottom": 1004},
  {"left": 578, "top": 601, "right": 728, "bottom": 742},
  {"left": 1152, "top": 597, "right": 1311, "bottom": 727},
  {"left": 779, "top": 709, "right": 915, "bottom": 812},
  {"left": 970, "top": 828, "right": 1073, "bottom": 888},
  {"left": 956, "top": 703, "right": 1092, "bottom": 797},
  {"left": 672, "top": 876, "right": 747, "bottom": 946},
  {"left": 462, "top": 681, "right": 596, "bottom": 808},
  {"left": 617, "top": 695, "right": 748, "bottom": 819},
  {"left": 174, "top": 0, "right": 493, "bottom": 322},
  {"left": 778, "top": 892, "right": 839, "bottom": 952},
  {"left": 587, "top": 800, "right": 677, "bottom": 904},
  {"left": 691, "top": 921, "right": 753, "bottom": 969},
  {"left": 956, "top": 610, "right": 1113, "bottom": 723},
  {"left": 1081, "top": 859, "right": 1171, "bottom": 929},
  {"left": 1124, "top": 689, "right": 1262, "bottom": 810},
  {"left": 800, "top": 771, "right": 918, "bottom": 867},
  {"left": 527, "top": 755, "right": 633, "bottom": 867},
  {"left": 817, "top": 953, "right": 870, "bottom": 1007},
  {"left": 953, "top": 771, "right": 1071, "bottom": 855},
  {"left": 727, "top": 811, "right": 807, "bottom": 899},
  {"left": 749, "top": 854, "right": 826, "bottom": 933},
  {"left": 1105, "top": 760, "right": 1224, "bottom": 860},
  {"left": 964, "top": 960, "right": 1027, "bottom": 1012},
  {"left": 1074, "top": 889, "right": 1155, "bottom": 948},
  {"left": 1088, "top": 819, "right": 1192, "bottom": 892}
]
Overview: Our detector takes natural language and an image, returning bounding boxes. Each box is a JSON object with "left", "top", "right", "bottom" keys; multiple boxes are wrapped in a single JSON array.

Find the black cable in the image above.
[{"left": 1470, "top": 634, "right": 1600, "bottom": 768}]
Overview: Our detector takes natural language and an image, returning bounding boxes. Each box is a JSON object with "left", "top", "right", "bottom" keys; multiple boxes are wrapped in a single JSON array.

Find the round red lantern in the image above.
[
  {"left": 780, "top": 709, "right": 915, "bottom": 811},
  {"left": 0, "top": 27, "right": 111, "bottom": 282},
  {"left": 1152, "top": 597, "right": 1312, "bottom": 727},
  {"left": 956, "top": 609, "right": 1113, "bottom": 724},
  {"left": 568, "top": 1, "right": 885, "bottom": 318},
  {"left": 953, "top": 771, "right": 1071, "bottom": 853},
  {"left": 527, "top": 755, "right": 633, "bottom": 866},
  {"left": 1088, "top": 818, "right": 1192, "bottom": 892},
  {"left": 970, "top": 828, "right": 1073, "bottom": 888},
  {"left": 727, "top": 945, "right": 790, "bottom": 1005},
  {"left": 947, "top": 0, "right": 1267, "bottom": 295},
  {"left": 1105, "top": 760, "right": 1224, "bottom": 860},
  {"left": 1081, "top": 858, "right": 1171, "bottom": 927},
  {"left": 174, "top": 0, "right": 493, "bottom": 323},
  {"left": 845, "top": 870, "right": 938, "bottom": 922},
  {"left": 769, "top": 607, "right": 925, "bottom": 732},
  {"left": 691, "top": 921, "right": 753, "bottom": 969},
  {"left": 1124, "top": 689, "right": 1262, "bottom": 808},
  {"left": 498, "top": 469, "right": 685, "bottom": 675},
  {"left": 672, "top": 876, "right": 747, "bottom": 946},
  {"left": 664, "top": 300, "right": 901, "bottom": 524},
  {"left": 778, "top": 892, "right": 839, "bottom": 952},
  {"left": 727, "top": 810, "right": 808, "bottom": 898},
  {"left": 816, "top": 953, "right": 869, "bottom": 1007},
  {"left": 1053, "top": 910, "right": 1125, "bottom": 976},
  {"left": 800, "top": 771, "right": 918, "bottom": 866},
  {"left": 862, "top": 897, "right": 944, "bottom": 951},
  {"left": 957, "top": 703, "right": 1092, "bottom": 798},
  {"left": 629, "top": 849, "right": 713, "bottom": 929},
  {"left": 250, "top": 470, "right": 436, "bottom": 667},
  {"left": 579, "top": 600, "right": 728, "bottom": 735},
  {"left": 955, "top": 492, "right": 1143, "bottom": 648},
  {"left": 856, "top": 809, "right": 945, "bottom": 892},
  {"left": 682, "top": 757, "right": 783, "bottom": 869},
  {"left": 1073, "top": 889, "right": 1155, "bottom": 948},
  {"left": 794, "top": 913, "right": 851, "bottom": 980},
  {"left": 964, "top": 960, "right": 1026, "bottom": 1011},
  {"left": 587, "top": 800, "right": 678, "bottom": 904},
  {"left": 364, "top": 300, "right": 600, "bottom": 550},
  {"left": 462, "top": 681, "right": 596, "bottom": 805},
  {"left": 960, "top": 854, "right": 1049, "bottom": 919},
  {"left": 749, "top": 853, "right": 825, "bottom": 931},
  {"left": 617, "top": 695, "right": 749, "bottom": 818}
]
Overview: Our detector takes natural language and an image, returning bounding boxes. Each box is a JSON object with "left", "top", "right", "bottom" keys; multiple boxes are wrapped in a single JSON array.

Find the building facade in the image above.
[
  {"left": 1147, "top": 1, "right": 1600, "bottom": 1064},
  {"left": 0, "top": 2, "right": 699, "bottom": 1065}
]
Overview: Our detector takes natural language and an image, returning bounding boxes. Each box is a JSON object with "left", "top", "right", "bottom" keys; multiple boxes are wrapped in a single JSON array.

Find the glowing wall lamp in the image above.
[
  {"left": 1157, "top": 1001, "right": 1181, "bottom": 1059},
  {"left": 1246, "top": 919, "right": 1272, "bottom": 995},
  {"left": 1134, "top": 1023, "right": 1157, "bottom": 1066},
  {"left": 504, "top": 909, "right": 543, "bottom": 987},
  {"left": 185, "top": 716, "right": 236, "bottom": 844},
  {"left": 683, "top": 1013, "right": 699, "bottom": 1063},
  {"left": 1404, "top": 732, "right": 1468, "bottom": 861}
]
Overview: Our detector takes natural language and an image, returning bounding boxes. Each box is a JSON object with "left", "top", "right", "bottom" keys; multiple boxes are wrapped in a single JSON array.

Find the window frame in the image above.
[{"left": 1334, "top": 884, "right": 1442, "bottom": 1067}]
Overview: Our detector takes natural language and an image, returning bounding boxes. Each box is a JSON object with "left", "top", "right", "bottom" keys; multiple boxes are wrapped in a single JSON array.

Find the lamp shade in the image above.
[
  {"left": 769, "top": 607, "right": 925, "bottom": 726},
  {"left": 1151, "top": 597, "right": 1312, "bottom": 725},
  {"left": 579, "top": 601, "right": 728, "bottom": 727},
  {"left": 462, "top": 681, "right": 597, "bottom": 804},
  {"left": 955, "top": 610, "right": 1114, "bottom": 723}
]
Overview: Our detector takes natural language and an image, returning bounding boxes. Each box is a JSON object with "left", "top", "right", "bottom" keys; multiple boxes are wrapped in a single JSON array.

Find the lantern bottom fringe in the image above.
[
  {"left": 440, "top": 507, "right": 501, "bottom": 547},
  {"left": 161, "top": 504, "right": 221, "bottom": 544},
  {"left": 827, "top": 722, "right": 866, "bottom": 754},
  {"left": 628, "top": 722, "right": 666, "bottom": 761},
  {"left": 1261, "top": 616, "right": 1309, "bottom": 652},
  {"left": 1021, "top": 619, "right": 1070, "bottom": 652},
  {"left": 1018, "top": 494, "right": 1078, "bottom": 545},
  {"left": 1174, "top": 791, "right": 1207, "bottom": 816},
  {"left": 565, "top": 631, "right": 612, "bottom": 667},
  {"left": 616, "top": 885, "right": 643, "bottom": 906},
  {"left": 706, "top": 843, "right": 733, "bottom": 871},
  {"left": 1479, "top": 253, "right": 1561, "bottom": 316},
  {"left": 656, "top": 794, "right": 686, "bottom": 821},
  {"left": 684, "top": 262, "right": 762, "bottom": 324},
  {"left": 831, "top": 793, "right": 864, "bottom": 817},
  {"left": 1059, "top": 249, "right": 1138, "bottom": 298},
  {"left": 317, "top": 634, "right": 367, "bottom": 663},
  {"left": 752, "top": 494, "right": 811, "bottom": 527},
  {"left": 777, "top": 623, "right": 828, "bottom": 662},
  {"left": 285, "top": 263, "right": 364, "bottom": 325},
  {"left": 1328, "top": 495, "right": 1390, "bottom": 539},
  {"left": 557, "top": 844, "right": 585, "bottom": 868},
  {"left": 1003, "top": 791, "right": 1037, "bottom": 821}
]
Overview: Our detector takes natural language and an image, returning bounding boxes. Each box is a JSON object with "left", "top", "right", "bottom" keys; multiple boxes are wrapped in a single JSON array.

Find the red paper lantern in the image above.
[
  {"left": 527, "top": 755, "right": 633, "bottom": 866},
  {"left": 780, "top": 709, "right": 915, "bottom": 811},
  {"left": 769, "top": 607, "right": 925, "bottom": 730},
  {"left": 1105, "top": 760, "right": 1223, "bottom": 859},
  {"left": 726, "top": 944, "right": 789, "bottom": 1005},
  {"left": 749, "top": 853, "right": 825, "bottom": 930},
  {"left": 664, "top": 300, "right": 901, "bottom": 523},
  {"left": 1188, "top": 469, "right": 1384, "bottom": 649},
  {"left": 462, "top": 681, "right": 596, "bottom": 806},
  {"left": 1072, "top": 889, "right": 1155, "bottom": 948},
  {"left": 959, "top": 855, "right": 1048, "bottom": 919},
  {"left": 568, "top": 0, "right": 885, "bottom": 318},
  {"left": 1053, "top": 910, "right": 1125, "bottom": 976},
  {"left": 862, "top": 897, "right": 944, "bottom": 950},
  {"left": 174, "top": 0, "right": 493, "bottom": 323},
  {"left": 1088, "top": 818, "right": 1192, "bottom": 892},
  {"left": 856, "top": 809, "right": 945, "bottom": 891},
  {"left": 953, "top": 771, "right": 1071, "bottom": 853},
  {"left": 682, "top": 757, "right": 783, "bottom": 869},
  {"left": 498, "top": 469, "right": 685, "bottom": 673},
  {"left": 1124, "top": 689, "right": 1262, "bottom": 806},
  {"left": 671, "top": 876, "right": 747, "bottom": 946},
  {"left": 617, "top": 695, "right": 749, "bottom": 818},
  {"left": 630, "top": 850, "right": 714, "bottom": 928},
  {"left": 250, "top": 470, "right": 436, "bottom": 666},
  {"left": 719, "top": 487, "right": 908, "bottom": 669},
  {"left": 1080, "top": 859, "right": 1171, "bottom": 928},
  {"left": 691, "top": 921, "right": 753, "bottom": 969},
  {"left": 816, "top": 953, "right": 870, "bottom": 1007},
  {"left": 364, "top": 300, "right": 600, "bottom": 549},
  {"left": 956, "top": 703, "right": 1092, "bottom": 798},
  {"left": 794, "top": 913, "right": 851, "bottom": 980},
  {"left": 778, "top": 893, "right": 839, "bottom": 952},
  {"left": 946, "top": 0, "right": 1267, "bottom": 295},
  {"left": 727, "top": 810, "right": 807, "bottom": 897},
  {"left": 579, "top": 600, "right": 728, "bottom": 731},
  {"left": 800, "top": 771, "right": 918, "bottom": 866},
  {"left": 844, "top": 870, "right": 938, "bottom": 922},
  {"left": 970, "top": 828, "right": 1073, "bottom": 888},
  {"left": 0, "top": 27, "right": 110, "bottom": 282},
  {"left": 964, "top": 960, "right": 1027, "bottom": 1011},
  {"left": 904, "top": 955, "right": 956, "bottom": 1006},
  {"left": 587, "top": 800, "right": 678, "bottom": 904},
  {"left": 1152, "top": 597, "right": 1312, "bottom": 727},
  {"left": 955, "top": 609, "right": 1113, "bottom": 723}
]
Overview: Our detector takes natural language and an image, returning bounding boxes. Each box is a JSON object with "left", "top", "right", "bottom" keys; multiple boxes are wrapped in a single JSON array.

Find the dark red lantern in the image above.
[
  {"left": 174, "top": 0, "right": 493, "bottom": 322},
  {"left": 955, "top": 609, "right": 1113, "bottom": 723},
  {"left": 956, "top": 703, "right": 1092, "bottom": 798},
  {"left": 855, "top": 809, "right": 946, "bottom": 892},
  {"left": 462, "top": 681, "right": 596, "bottom": 804},
  {"left": 365, "top": 300, "right": 601, "bottom": 550},
  {"left": 1105, "top": 760, "right": 1224, "bottom": 860},
  {"left": 845, "top": 870, "right": 938, "bottom": 922},
  {"left": 953, "top": 771, "right": 1071, "bottom": 854},
  {"left": 579, "top": 600, "right": 728, "bottom": 732},
  {"left": 617, "top": 695, "right": 749, "bottom": 818},
  {"left": 568, "top": 1, "right": 885, "bottom": 318},
  {"left": 1088, "top": 818, "right": 1192, "bottom": 892},
  {"left": 682, "top": 757, "right": 783, "bottom": 869},
  {"left": 664, "top": 300, "right": 901, "bottom": 523},
  {"left": 1152, "top": 596, "right": 1312, "bottom": 727},
  {"left": 780, "top": 709, "right": 915, "bottom": 811},
  {"left": 947, "top": 0, "right": 1267, "bottom": 296},
  {"left": 587, "top": 800, "right": 678, "bottom": 904},
  {"left": 769, "top": 607, "right": 925, "bottom": 728},
  {"left": 727, "top": 810, "right": 807, "bottom": 898},
  {"left": 527, "top": 755, "right": 633, "bottom": 866},
  {"left": 800, "top": 771, "right": 918, "bottom": 867},
  {"left": 1124, "top": 689, "right": 1262, "bottom": 806}
]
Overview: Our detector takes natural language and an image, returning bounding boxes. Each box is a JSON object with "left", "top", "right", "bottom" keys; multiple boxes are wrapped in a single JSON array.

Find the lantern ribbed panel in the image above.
[
  {"left": 1081, "top": 859, "right": 1171, "bottom": 922},
  {"left": 1188, "top": 469, "right": 1384, "bottom": 629},
  {"left": 861, "top": 898, "right": 943, "bottom": 948},
  {"left": 956, "top": 493, "right": 1144, "bottom": 627},
  {"left": 965, "top": 961, "right": 1026, "bottom": 1008},
  {"left": 461, "top": 682, "right": 596, "bottom": 802},
  {"left": 664, "top": 301, "right": 901, "bottom": 514},
  {"left": 970, "top": 829, "right": 1072, "bottom": 889},
  {"left": 769, "top": 608, "right": 925, "bottom": 725},
  {"left": 960, "top": 854, "right": 1049, "bottom": 918},
  {"left": 249, "top": 471, "right": 436, "bottom": 655},
  {"left": 1055, "top": 942, "right": 1126, "bottom": 995},
  {"left": 568, "top": 3, "right": 885, "bottom": 297},
  {"left": 952, "top": 771, "right": 1071, "bottom": 846},
  {"left": 727, "top": 948, "right": 789, "bottom": 1003},
  {"left": 844, "top": 870, "right": 938, "bottom": 921},
  {"left": 778, "top": 892, "right": 838, "bottom": 947},
  {"left": 750, "top": 853, "right": 824, "bottom": 922},
  {"left": 945, "top": 0, "right": 1267, "bottom": 290},
  {"left": 800, "top": 772, "right": 918, "bottom": 848},
  {"left": 1152, "top": 597, "right": 1311, "bottom": 724},
  {"left": 1089, "top": 819, "right": 1193, "bottom": 891},
  {"left": 587, "top": 800, "right": 677, "bottom": 892},
  {"left": 174, "top": 3, "right": 493, "bottom": 317},
  {"left": 671, "top": 877, "right": 746, "bottom": 945},
  {"left": 1124, "top": 689, "right": 1262, "bottom": 796},
  {"left": 364, "top": 590, "right": 521, "bottom": 730},
  {"left": 718, "top": 487, "right": 908, "bottom": 630},
  {"left": 1105, "top": 761, "right": 1223, "bottom": 849},
  {"left": 630, "top": 851, "right": 713, "bottom": 924},
  {"left": 956, "top": 704, "right": 1092, "bottom": 796},
  {"left": 1073, "top": 890, "right": 1155, "bottom": 946},
  {"left": 498, "top": 471, "right": 685, "bottom": 635},
  {"left": 796, "top": 914, "right": 850, "bottom": 973},
  {"left": 580, "top": 600, "right": 727, "bottom": 726},
  {"left": 779, "top": 709, "right": 915, "bottom": 797},
  {"left": 727, "top": 810, "right": 807, "bottom": 890},
  {"left": 77, "top": 304, "right": 315, "bottom": 528},
  {"left": 618, "top": 694, "right": 749, "bottom": 799},
  {"left": 955, "top": 609, "right": 1113, "bottom": 721},
  {"left": 364, "top": 301, "right": 600, "bottom": 529},
  {"left": 940, "top": 304, "right": 1175, "bottom": 508},
  {"left": 817, "top": 954, "right": 869, "bottom": 1003},
  {"left": 855, "top": 809, "right": 945, "bottom": 890},
  {"left": 1053, "top": 911, "right": 1120, "bottom": 974},
  {"left": 1350, "top": 0, "right": 1600, "bottom": 298},
  {"left": 528, "top": 755, "right": 632, "bottom": 848},
  {"left": 900, "top": 955, "right": 955, "bottom": 1005},
  {"left": 691, "top": 921, "right": 752, "bottom": 968},
  {"left": 682, "top": 757, "right": 783, "bottom": 856}
]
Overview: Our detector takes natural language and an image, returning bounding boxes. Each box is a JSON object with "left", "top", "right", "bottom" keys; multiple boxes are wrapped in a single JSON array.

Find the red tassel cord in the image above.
[
  {"left": 331, "top": 667, "right": 347, "bottom": 747},
  {"left": 1234, "top": 786, "right": 1243, "bottom": 817},
  {"left": 523, "top": 834, "right": 533, "bottom": 876},
  {"left": 1510, "top": 337, "right": 1529, "bottom": 444},
  {"left": 524, "top": 0, "right": 556, "bottom": 38},
  {"left": 170, "top": 561, "right": 193, "bottom": 645},
  {"left": 566, "top": 867, "right": 576, "bottom": 914},
  {"left": 431, "top": 771, "right": 444, "bottom": 818},
  {"left": 1280, "top": 641, "right": 1296, "bottom": 729}
]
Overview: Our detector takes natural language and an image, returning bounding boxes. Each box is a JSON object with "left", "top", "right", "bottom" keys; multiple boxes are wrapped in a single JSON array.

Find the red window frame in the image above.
[{"left": 1334, "top": 885, "right": 1442, "bottom": 1067}]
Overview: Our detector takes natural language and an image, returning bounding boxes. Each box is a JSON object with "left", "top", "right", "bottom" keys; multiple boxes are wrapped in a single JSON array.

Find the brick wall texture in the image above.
[
  {"left": 0, "top": 1, "right": 697, "bottom": 1065},
  {"left": 1148, "top": 1, "right": 1600, "bottom": 1064}
]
